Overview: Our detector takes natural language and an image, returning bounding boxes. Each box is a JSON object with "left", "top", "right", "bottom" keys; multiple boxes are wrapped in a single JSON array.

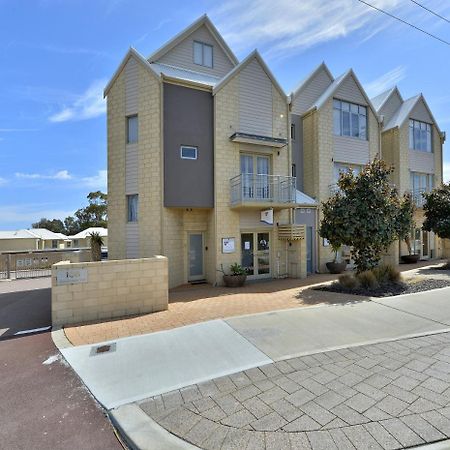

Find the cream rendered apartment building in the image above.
[
  {"left": 371, "top": 87, "right": 446, "bottom": 261},
  {"left": 290, "top": 63, "right": 381, "bottom": 272},
  {"left": 105, "top": 15, "right": 314, "bottom": 288}
]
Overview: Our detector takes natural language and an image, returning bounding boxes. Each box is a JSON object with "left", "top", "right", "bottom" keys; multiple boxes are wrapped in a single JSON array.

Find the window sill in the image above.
[{"left": 333, "top": 134, "right": 368, "bottom": 142}]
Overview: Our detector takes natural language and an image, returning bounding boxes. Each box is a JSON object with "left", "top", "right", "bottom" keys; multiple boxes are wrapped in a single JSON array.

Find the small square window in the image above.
[
  {"left": 127, "top": 194, "right": 138, "bottom": 222},
  {"left": 127, "top": 115, "right": 138, "bottom": 144},
  {"left": 180, "top": 146, "right": 198, "bottom": 160}
]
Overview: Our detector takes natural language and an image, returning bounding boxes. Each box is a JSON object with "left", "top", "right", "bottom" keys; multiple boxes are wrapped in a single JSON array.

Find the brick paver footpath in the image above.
[{"left": 140, "top": 332, "right": 450, "bottom": 449}]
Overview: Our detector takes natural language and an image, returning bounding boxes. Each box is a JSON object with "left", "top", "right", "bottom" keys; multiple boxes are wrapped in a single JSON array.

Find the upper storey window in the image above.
[
  {"left": 193, "top": 41, "right": 213, "bottom": 68},
  {"left": 333, "top": 99, "right": 367, "bottom": 140},
  {"left": 409, "top": 119, "right": 432, "bottom": 152}
]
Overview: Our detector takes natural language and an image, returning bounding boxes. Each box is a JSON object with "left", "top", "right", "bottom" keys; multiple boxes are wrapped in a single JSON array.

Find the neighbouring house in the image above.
[
  {"left": 105, "top": 14, "right": 314, "bottom": 288},
  {"left": 290, "top": 63, "right": 381, "bottom": 272},
  {"left": 371, "top": 87, "right": 446, "bottom": 262},
  {"left": 0, "top": 228, "right": 70, "bottom": 252},
  {"left": 69, "top": 227, "right": 108, "bottom": 249}
]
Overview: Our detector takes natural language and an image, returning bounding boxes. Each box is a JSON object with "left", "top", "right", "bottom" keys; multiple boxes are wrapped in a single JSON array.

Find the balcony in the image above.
[
  {"left": 230, "top": 174, "right": 297, "bottom": 209},
  {"left": 411, "top": 188, "right": 428, "bottom": 208}
]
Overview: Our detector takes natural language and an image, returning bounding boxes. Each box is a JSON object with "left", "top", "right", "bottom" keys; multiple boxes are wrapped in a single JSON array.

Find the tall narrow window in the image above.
[
  {"left": 409, "top": 119, "right": 432, "bottom": 152},
  {"left": 193, "top": 41, "right": 213, "bottom": 68},
  {"left": 127, "top": 115, "right": 138, "bottom": 144},
  {"left": 290, "top": 124, "right": 296, "bottom": 140},
  {"left": 333, "top": 99, "right": 367, "bottom": 140},
  {"left": 291, "top": 163, "right": 296, "bottom": 178},
  {"left": 127, "top": 194, "right": 138, "bottom": 222}
]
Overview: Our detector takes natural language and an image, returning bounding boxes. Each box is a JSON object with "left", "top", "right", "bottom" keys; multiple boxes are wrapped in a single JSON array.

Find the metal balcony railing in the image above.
[
  {"left": 411, "top": 188, "right": 428, "bottom": 208},
  {"left": 230, "top": 174, "right": 297, "bottom": 206}
]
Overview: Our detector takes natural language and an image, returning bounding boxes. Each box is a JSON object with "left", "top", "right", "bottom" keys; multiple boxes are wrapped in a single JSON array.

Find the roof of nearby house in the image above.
[
  {"left": 371, "top": 87, "right": 399, "bottom": 112},
  {"left": 147, "top": 14, "right": 238, "bottom": 66},
  {"left": 0, "top": 230, "right": 38, "bottom": 240},
  {"left": 25, "top": 228, "right": 69, "bottom": 240},
  {"left": 212, "top": 50, "right": 287, "bottom": 100},
  {"left": 290, "top": 62, "right": 334, "bottom": 100},
  {"left": 69, "top": 227, "right": 108, "bottom": 239},
  {"left": 149, "top": 62, "right": 221, "bottom": 88}
]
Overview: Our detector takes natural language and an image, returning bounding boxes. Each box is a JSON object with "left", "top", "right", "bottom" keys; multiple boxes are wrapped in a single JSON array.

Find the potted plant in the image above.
[
  {"left": 325, "top": 243, "right": 347, "bottom": 274},
  {"left": 222, "top": 263, "right": 247, "bottom": 287},
  {"left": 400, "top": 234, "right": 420, "bottom": 264}
]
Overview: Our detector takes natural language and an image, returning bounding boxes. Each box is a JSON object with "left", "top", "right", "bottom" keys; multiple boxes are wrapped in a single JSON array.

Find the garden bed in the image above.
[{"left": 315, "top": 278, "right": 450, "bottom": 298}]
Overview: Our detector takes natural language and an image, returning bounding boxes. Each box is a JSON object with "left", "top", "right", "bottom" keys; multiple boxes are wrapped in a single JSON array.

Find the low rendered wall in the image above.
[{"left": 51, "top": 256, "right": 168, "bottom": 327}]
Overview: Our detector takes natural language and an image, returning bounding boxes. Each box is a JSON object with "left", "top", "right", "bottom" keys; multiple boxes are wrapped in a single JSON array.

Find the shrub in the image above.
[
  {"left": 338, "top": 274, "right": 360, "bottom": 290},
  {"left": 372, "top": 264, "right": 401, "bottom": 284},
  {"left": 356, "top": 270, "right": 379, "bottom": 290}
]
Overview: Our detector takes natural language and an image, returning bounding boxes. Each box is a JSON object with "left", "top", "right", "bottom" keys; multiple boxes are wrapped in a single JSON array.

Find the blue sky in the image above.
[{"left": 1, "top": 0, "right": 449, "bottom": 230}]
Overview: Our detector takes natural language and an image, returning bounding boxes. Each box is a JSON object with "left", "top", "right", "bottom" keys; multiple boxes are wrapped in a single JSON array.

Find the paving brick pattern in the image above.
[{"left": 140, "top": 332, "right": 450, "bottom": 449}]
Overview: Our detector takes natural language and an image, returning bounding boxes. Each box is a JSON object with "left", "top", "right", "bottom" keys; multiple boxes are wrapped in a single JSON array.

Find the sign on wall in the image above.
[
  {"left": 222, "top": 237, "right": 235, "bottom": 254},
  {"left": 261, "top": 209, "right": 274, "bottom": 225},
  {"left": 56, "top": 268, "right": 88, "bottom": 285}
]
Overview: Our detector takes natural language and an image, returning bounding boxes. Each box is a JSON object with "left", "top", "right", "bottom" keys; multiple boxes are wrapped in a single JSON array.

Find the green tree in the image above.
[
  {"left": 319, "top": 159, "right": 415, "bottom": 273},
  {"left": 423, "top": 182, "right": 450, "bottom": 264},
  {"left": 32, "top": 218, "right": 66, "bottom": 234},
  {"left": 63, "top": 216, "right": 80, "bottom": 236},
  {"left": 74, "top": 191, "right": 107, "bottom": 230}
]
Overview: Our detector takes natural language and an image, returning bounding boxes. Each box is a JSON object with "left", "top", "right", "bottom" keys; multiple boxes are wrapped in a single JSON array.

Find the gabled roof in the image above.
[
  {"left": 26, "top": 228, "right": 69, "bottom": 240},
  {"left": 290, "top": 62, "right": 334, "bottom": 100},
  {"left": 0, "top": 230, "right": 39, "bottom": 240},
  {"left": 148, "top": 14, "right": 238, "bottom": 66},
  {"left": 212, "top": 50, "right": 287, "bottom": 100},
  {"left": 384, "top": 93, "right": 441, "bottom": 133},
  {"left": 150, "top": 62, "right": 220, "bottom": 88},
  {"left": 310, "top": 69, "right": 378, "bottom": 118},
  {"left": 371, "top": 86, "right": 403, "bottom": 112},
  {"left": 104, "top": 47, "right": 159, "bottom": 97},
  {"left": 70, "top": 227, "right": 108, "bottom": 239}
]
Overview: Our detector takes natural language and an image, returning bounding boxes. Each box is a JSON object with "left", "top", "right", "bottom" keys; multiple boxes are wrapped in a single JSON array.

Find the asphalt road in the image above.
[{"left": 0, "top": 278, "right": 123, "bottom": 450}]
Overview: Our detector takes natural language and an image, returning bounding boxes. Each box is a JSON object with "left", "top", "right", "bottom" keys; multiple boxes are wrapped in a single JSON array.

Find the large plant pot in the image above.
[
  {"left": 326, "top": 261, "right": 347, "bottom": 274},
  {"left": 400, "top": 254, "right": 420, "bottom": 264},
  {"left": 223, "top": 274, "right": 247, "bottom": 287}
]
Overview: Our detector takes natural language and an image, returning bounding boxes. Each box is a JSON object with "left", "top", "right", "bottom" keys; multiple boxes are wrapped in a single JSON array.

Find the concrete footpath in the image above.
[{"left": 56, "top": 286, "right": 450, "bottom": 449}]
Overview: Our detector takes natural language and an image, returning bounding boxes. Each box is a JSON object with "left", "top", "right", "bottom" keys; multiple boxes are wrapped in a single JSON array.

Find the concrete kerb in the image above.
[
  {"left": 110, "top": 404, "right": 199, "bottom": 450},
  {"left": 413, "top": 440, "right": 450, "bottom": 449}
]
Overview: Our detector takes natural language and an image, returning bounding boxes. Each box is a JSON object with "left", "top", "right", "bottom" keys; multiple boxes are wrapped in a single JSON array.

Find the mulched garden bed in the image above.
[{"left": 315, "top": 278, "right": 450, "bottom": 298}]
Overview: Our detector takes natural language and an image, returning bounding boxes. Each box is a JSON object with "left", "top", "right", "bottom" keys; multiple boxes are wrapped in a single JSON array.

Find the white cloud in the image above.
[
  {"left": 15, "top": 170, "right": 72, "bottom": 180},
  {"left": 49, "top": 78, "right": 107, "bottom": 123},
  {"left": 211, "top": 0, "right": 402, "bottom": 58},
  {"left": 365, "top": 65, "right": 407, "bottom": 98},
  {"left": 0, "top": 177, "right": 7, "bottom": 186},
  {"left": 443, "top": 162, "right": 450, "bottom": 183},
  {"left": 81, "top": 170, "right": 107, "bottom": 190},
  {"left": 0, "top": 205, "right": 74, "bottom": 225}
]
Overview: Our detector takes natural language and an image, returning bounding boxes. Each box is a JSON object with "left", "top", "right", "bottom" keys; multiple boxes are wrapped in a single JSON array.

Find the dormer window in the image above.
[{"left": 193, "top": 41, "right": 213, "bottom": 68}]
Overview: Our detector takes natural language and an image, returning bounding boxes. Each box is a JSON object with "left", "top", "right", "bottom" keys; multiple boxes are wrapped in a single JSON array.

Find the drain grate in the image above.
[{"left": 89, "top": 342, "right": 117, "bottom": 356}]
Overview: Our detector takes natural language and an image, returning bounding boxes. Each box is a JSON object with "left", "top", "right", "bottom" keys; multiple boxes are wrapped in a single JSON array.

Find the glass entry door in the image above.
[
  {"left": 188, "top": 233, "right": 204, "bottom": 281},
  {"left": 241, "top": 232, "right": 271, "bottom": 278},
  {"left": 240, "top": 154, "right": 270, "bottom": 201}
]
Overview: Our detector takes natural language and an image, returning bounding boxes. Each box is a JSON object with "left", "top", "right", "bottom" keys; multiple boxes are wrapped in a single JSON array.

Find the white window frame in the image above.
[
  {"left": 409, "top": 119, "right": 432, "bottom": 152},
  {"left": 180, "top": 146, "right": 198, "bottom": 160},
  {"left": 193, "top": 41, "right": 213, "bottom": 68}
]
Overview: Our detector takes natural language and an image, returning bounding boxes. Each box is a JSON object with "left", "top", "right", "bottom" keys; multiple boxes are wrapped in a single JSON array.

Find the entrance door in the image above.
[
  {"left": 188, "top": 233, "right": 204, "bottom": 281},
  {"left": 422, "top": 230, "right": 430, "bottom": 259},
  {"left": 306, "top": 226, "right": 313, "bottom": 274},
  {"left": 241, "top": 232, "right": 271, "bottom": 279}
]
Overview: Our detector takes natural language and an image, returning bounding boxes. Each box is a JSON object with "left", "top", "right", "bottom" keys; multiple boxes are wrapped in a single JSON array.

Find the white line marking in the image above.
[{"left": 14, "top": 326, "right": 51, "bottom": 335}]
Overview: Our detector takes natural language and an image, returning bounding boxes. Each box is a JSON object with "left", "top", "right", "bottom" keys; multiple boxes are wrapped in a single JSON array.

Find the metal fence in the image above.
[{"left": 0, "top": 248, "right": 91, "bottom": 280}]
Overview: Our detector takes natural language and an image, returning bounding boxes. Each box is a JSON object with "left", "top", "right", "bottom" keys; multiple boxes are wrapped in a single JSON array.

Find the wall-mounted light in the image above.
[{"left": 280, "top": 114, "right": 284, "bottom": 118}]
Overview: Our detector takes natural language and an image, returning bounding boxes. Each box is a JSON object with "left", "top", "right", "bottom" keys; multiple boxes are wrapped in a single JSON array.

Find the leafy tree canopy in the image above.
[
  {"left": 319, "top": 159, "right": 414, "bottom": 273},
  {"left": 423, "top": 182, "right": 450, "bottom": 240},
  {"left": 31, "top": 191, "right": 107, "bottom": 236}
]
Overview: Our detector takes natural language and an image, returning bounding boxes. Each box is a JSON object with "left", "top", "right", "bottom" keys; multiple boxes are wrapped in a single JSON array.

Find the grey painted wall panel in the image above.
[
  {"left": 380, "top": 91, "right": 402, "bottom": 126},
  {"left": 239, "top": 59, "right": 273, "bottom": 136},
  {"left": 125, "top": 143, "right": 139, "bottom": 194},
  {"left": 409, "top": 150, "right": 435, "bottom": 173},
  {"left": 157, "top": 25, "right": 234, "bottom": 78},
  {"left": 291, "top": 68, "right": 333, "bottom": 115},
  {"left": 333, "top": 135, "right": 370, "bottom": 165},
  {"left": 163, "top": 83, "right": 214, "bottom": 208},
  {"left": 410, "top": 99, "right": 433, "bottom": 124},
  {"left": 125, "top": 58, "right": 139, "bottom": 115},
  {"left": 126, "top": 223, "right": 139, "bottom": 258},
  {"left": 335, "top": 75, "right": 367, "bottom": 105},
  {"left": 291, "top": 114, "right": 303, "bottom": 190}
]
